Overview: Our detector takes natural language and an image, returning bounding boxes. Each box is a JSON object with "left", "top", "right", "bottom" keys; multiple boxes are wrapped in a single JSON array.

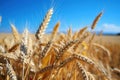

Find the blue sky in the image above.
[{"left": 0, "top": 0, "right": 120, "bottom": 34}]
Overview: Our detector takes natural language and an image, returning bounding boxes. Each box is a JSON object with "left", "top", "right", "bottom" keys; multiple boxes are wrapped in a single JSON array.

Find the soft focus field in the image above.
[{"left": 0, "top": 33, "right": 120, "bottom": 80}]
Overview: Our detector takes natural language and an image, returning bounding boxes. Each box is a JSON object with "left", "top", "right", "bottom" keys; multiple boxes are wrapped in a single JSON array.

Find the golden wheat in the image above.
[
  {"left": 0, "top": 8, "right": 119, "bottom": 80},
  {"left": 35, "top": 8, "right": 53, "bottom": 41}
]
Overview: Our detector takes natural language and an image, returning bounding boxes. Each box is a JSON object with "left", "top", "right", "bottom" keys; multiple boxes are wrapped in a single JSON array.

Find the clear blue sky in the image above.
[{"left": 0, "top": 0, "right": 120, "bottom": 34}]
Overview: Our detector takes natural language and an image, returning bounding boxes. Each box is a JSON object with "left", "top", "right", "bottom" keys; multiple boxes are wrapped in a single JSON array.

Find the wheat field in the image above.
[{"left": 0, "top": 8, "right": 120, "bottom": 80}]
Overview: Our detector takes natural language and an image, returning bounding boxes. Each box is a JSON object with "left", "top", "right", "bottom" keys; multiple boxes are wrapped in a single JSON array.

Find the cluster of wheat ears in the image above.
[{"left": 0, "top": 8, "right": 119, "bottom": 80}]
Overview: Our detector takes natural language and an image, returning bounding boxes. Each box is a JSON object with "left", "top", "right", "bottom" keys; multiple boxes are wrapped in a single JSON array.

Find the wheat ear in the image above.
[
  {"left": 8, "top": 43, "right": 19, "bottom": 52},
  {"left": 40, "top": 40, "right": 52, "bottom": 59},
  {"left": 67, "top": 27, "right": 72, "bottom": 40},
  {"left": 73, "top": 54, "right": 95, "bottom": 65},
  {"left": 35, "top": 8, "right": 53, "bottom": 41},
  {"left": 55, "top": 40, "right": 78, "bottom": 64},
  {"left": 73, "top": 53, "right": 108, "bottom": 78},
  {"left": 58, "top": 56, "right": 74, "bottom": 68},
  {"left": 76, "top": 62, "right": 88, "bottom": 80},
  {"left": 0, "top": 52, "right": 18, "bottom": 60},
  {"left": 10, "top": 23, "right": 20, "bottom": 43},
  {"left": 20, "top": 28, "right": 29, "bottom": 56},
  {"left": 37, "top": 65, "right": 55, "bottom": 74},
  {"left": 20, "top": 28, "right": 29, "bottom": 80},
  {"left": 51, "top": 21, "right": 60, "bottom": 41},
  {"left": 91, "top": 11, "right": 103, "bottom": 29},
  {"left": 87, "top": 72, "right": 95, "bottom": 80},
  {"left": 6, "top": 60, "right": 17, "bottom": 80},
  {"left": 78, "top": 26, "right": 88, "bottom": 38},
  {"left": 73, "top": 32, "right": 89, "bottom": 51},
  {"left": 0, "top": 45, "right": 5, "bottom": 53}
]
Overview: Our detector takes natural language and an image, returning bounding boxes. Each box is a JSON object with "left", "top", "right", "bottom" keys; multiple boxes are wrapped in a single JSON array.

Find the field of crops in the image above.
[{"left": 0, "top": 8, "right": 120, "bottom": 80}]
